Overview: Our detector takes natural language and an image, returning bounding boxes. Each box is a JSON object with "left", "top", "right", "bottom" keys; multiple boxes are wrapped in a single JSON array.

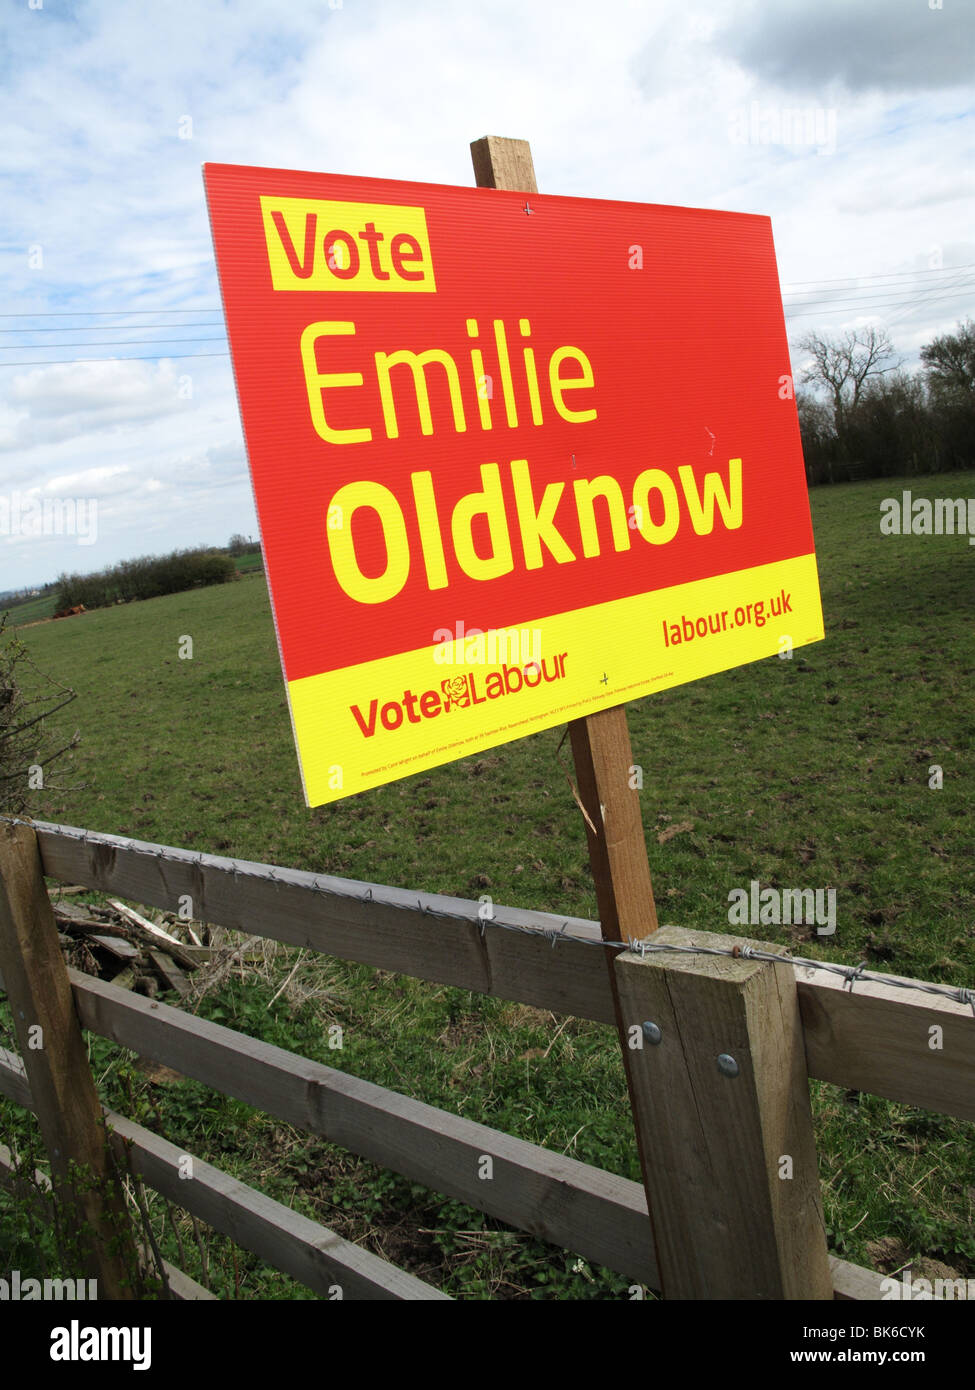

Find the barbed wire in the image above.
[
  {"left": 70, "top": 817, "right": 975, "bottom": 1017},
  {"left": 25, "top": 820, "right": 972, "bottom": 1020},
  {"left": 365, "top": 890, "right": 975, "bottom": 1016}
]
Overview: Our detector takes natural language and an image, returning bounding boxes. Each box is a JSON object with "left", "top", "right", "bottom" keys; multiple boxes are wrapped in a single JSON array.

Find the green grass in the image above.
[
  {"left": 232, "top": 549, "right": 263, "bottom": 574},
  {"left": 5, "top": 592, "right": 57, "bottom": 626},
  {"left": 4, "top": 550, "right": 259, "bottom": 632},
  {"left": 3, "top": 467, "right": 975, "bottom": 1298}
]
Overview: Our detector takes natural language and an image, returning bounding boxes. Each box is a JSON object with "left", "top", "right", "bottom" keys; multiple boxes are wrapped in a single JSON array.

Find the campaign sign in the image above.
[{"left": 203, "top": 162, "right": 823, "bottom": 806}]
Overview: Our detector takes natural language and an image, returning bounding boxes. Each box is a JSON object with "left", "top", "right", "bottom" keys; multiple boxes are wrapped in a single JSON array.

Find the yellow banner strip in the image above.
[{"left": 288, "top": 551, "right": 823, "bottom": 805}]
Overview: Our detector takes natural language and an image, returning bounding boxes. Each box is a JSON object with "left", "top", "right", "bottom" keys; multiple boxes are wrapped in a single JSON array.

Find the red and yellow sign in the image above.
[{"left": 203, "top": 162, "right": 823, "bottom": 806}]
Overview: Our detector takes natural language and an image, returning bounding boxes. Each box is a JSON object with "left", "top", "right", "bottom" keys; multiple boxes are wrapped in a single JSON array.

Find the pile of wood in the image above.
[{"left": 51, "top": 891, "right": 211, "bottom": 999}]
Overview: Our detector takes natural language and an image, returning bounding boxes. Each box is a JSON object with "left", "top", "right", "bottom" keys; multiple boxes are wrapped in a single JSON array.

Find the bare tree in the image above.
[{"left": 794, "top": 325, "right": 900, "bottom": 432}]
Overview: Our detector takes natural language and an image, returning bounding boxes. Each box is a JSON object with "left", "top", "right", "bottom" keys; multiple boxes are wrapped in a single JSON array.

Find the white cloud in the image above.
[
  {"left": 1, "top": 0, "right": 972, "bottom": 589},
  {"left": 42, "top": 464, "right": 132, "bottom": 495},
  {"left": 0, "top": 360, "right": 187, "bottom": 450}
]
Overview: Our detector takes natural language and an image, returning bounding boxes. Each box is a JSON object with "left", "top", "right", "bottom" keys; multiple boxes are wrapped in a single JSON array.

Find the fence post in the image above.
[
  {"left": 614, "top": 924, "right": 834, "bottom": 1299},
  {"left": 0, "top": 821, "right": 145, "bottom": 1299},
  {"left": 467, "top": 141, "right": 660, "bottom": 951},
  {"left": 470, "top": 131, "right": 673, "bottom": 1275}
]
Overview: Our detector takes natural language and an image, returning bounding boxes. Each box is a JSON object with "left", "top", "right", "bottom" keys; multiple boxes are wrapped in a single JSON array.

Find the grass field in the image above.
[
  {"left": 231, "top": 548, "right": 263, "bottom": 574},
  {"left": 4, "top": 591, "right": 57, "bottom": 625},
  {"left": 4, "top": 550, "right": 261, "bottom": 632},
  {"left": 2, "top": 468, "right": 974, "bottom": 1298}
]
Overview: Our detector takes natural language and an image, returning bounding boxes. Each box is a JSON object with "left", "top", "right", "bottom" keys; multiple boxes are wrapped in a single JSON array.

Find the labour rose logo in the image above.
[{"left": 441, "top": 675, "right": 471, "bottom": 710}]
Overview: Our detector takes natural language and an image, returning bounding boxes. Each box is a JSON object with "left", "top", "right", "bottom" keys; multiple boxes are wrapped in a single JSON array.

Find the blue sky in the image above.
[{"left": 1, "top": 0, "right": 972, "bottom": 589}]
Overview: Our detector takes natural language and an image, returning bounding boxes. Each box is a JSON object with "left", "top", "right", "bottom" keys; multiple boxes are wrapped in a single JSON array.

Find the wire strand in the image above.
[{"left": 13, "top": 820, "right": 974, "bottom": 1017}]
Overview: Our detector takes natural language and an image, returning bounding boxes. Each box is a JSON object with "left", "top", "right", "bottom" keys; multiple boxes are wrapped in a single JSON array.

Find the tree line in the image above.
[
  {"left": 57, "top": 546, "right": 237, "bottom": 611},
  {"left": 793, "top": 319, "right": 974, "bottom": 486}
]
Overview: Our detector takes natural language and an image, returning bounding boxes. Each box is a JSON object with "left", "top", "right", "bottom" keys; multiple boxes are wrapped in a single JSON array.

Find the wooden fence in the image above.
[{"left": 1, "top": 817, "right": 973, "bottom": 1300}]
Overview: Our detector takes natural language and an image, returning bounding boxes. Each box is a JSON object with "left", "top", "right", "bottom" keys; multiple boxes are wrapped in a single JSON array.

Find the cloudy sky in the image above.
[{"left": 1, "top": 0, "right": 971, "bottom": 590}]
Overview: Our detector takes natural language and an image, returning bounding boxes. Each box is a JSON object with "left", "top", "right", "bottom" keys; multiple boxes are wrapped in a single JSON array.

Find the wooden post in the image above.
[
  {"left": 469, "top": 137, "right": 658, "bottom": 949},
  {"left": 0, "top": 821, "right": 144, "bottom": 1299},
  {"left": 469, "top": 139, "right": 831, "bottom": 1298},
  {"left": 470, "top": 131, "right": 664, "bottom": 1280},
  {"left": 614, "top": 925, "right": 834, "bottom": 1299},
  {"left": 470, "top": 135, "right": 539, "bottom": 193},
  {"left": 568, "top": 714, "right": 659, "bottom": 941}
]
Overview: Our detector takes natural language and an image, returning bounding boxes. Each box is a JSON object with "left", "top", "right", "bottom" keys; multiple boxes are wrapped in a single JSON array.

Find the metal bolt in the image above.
[
  {"left": 642, "top": 1021, "right": 662, "bottom": 1046},
  {"left": 717, "top": 1053, "right": 739, "bottom": 1077}
]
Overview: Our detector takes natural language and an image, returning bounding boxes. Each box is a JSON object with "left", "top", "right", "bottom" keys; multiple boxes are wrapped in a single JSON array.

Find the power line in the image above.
[
  {"left": 783, "top": 274, "right": 973, "bottom": 306},
  {"left": 0, "top": 322, "right": 223, "bottom": 333},
  {"left": 1, "top": 272, "right": 970, "bottom": 366},
  {"left": 0, "top": 308, "right": 222, "bottom": 317},
  {"left": 786, "top": 286, "right": 973, "bottom": 316},
  {"left": 0, "top": 351, "right": 230, "bottom": 367},
  {"left": 782, "top": 262, "right": 975, "bottom": 290},
  {"left": 4, "top": 300, "right": 971, "bottom": 365},
  {"left": 0, "top": 262, "right": 970, "bottom": 318},
  {"left": 0, "top": 336, "right": 227, "bottom": 350},
  {"left": 885, "top": 274, "right": 974, "bottom": 330},
  {"left": 5, "top": 292, "right": 970, "bottom": 349},
  {"left": 785, "top": 282, "right": 973, "bottom": 320}
]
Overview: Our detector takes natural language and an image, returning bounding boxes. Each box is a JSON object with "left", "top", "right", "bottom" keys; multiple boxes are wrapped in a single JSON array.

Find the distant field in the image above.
[
  {"left": 233, "top": 548, "right": 263, "bottom": 574},
  {"left": 4, "top": 550, "right": 259, "bottom": 630},
  {"left": 4, "top": 467, "right": 975, "bottom": 1298},
  {"left": 3, "top": 591, "right": 57, "bottom": 625}
]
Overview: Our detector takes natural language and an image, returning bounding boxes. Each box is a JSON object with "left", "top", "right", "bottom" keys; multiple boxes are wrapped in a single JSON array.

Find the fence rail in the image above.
[
  {"left": 29, "top": 820, "right": 975, "bottom": 1121},
  {"left": 2, "top": 818, "right": 970, "bottom": 1299},
  {"left": 0, "top": 1128, "right": 215, "bottom": 1302},
  {"left": 0, "top": 1049, "right": 440, "bottom": 1301},
  {"left": 0, "top": 1039, "right": 881, "bottom": 1302}
]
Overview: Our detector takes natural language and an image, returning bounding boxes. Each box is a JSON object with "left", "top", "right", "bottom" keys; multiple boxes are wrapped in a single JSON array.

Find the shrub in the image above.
[
  {"left": 0, "top": 614, "right": 79, "bottom": 816},
  {"left": 57, "top": 547, "right": 237, "bottom": 611}
]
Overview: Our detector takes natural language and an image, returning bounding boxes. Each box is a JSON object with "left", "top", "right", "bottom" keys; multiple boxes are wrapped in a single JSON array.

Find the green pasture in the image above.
[
  {"left": 5, "top": 549, "right": 258, "bottom": 632},
  {"left": 5, "top": 591, "right": 57, "bottom": 626},
  {"left": 231, "top": 548, "right": 263, "bottom": 574},
  {"left": 2, "top": 468, "right": 974, "bottom": 1298}
]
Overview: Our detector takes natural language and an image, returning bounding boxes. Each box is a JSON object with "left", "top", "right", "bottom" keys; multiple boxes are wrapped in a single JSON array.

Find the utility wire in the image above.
[
  {"left": 885, "top": 273, "right": 974, "bottom": 330},
  {"left": 1, "top": 265, "right": 972, "bottom": 320},
  {"left": 784, "top": 283, "right": 974, "bottom": 320},
  {"left": 783, "top": 280, "right": 974, "bottom": 309},
  {"left": 782, "top": 262, "right": 975, "bottom": 290},
  {"left": 0, "top": 352, "right": 230, "bottom": 367},
  {"left": 0, "top": 259, "right": 970, "bottom": 321},
  {"left": 0, "top": 336, "right": 227, "bottom": 350},
  {"left": 0, "top": 269, "right": 969, "bottom": 365},
  {"left": 0, "top": 307, "right": 222, "bottom": 317},
  {"left": 0, "top": 321, "right": 223, "bottom": 333}
]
